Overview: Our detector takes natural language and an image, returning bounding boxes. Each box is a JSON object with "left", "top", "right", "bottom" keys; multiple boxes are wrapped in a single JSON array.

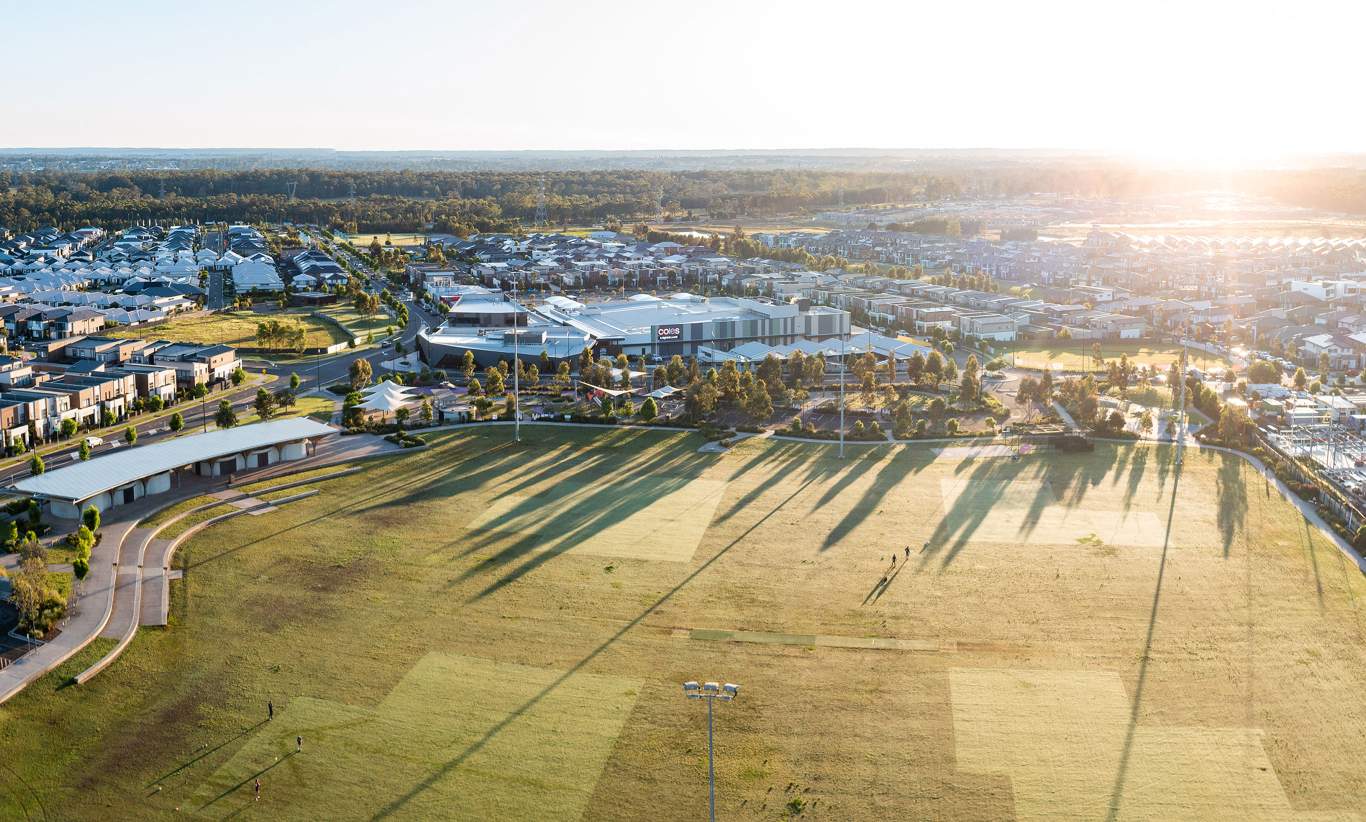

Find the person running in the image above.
[
  {"left": 296, "top": 735, "right": 303, "bottom": 753},
  {"left": 268, "top": 700, "right": 273, "bottom": 721},
  {"left": 890, "top": 554, "right": 896, "bottom": 567},
  {"left": 254, "top": 778, "right": 261, "bottom": 802}
]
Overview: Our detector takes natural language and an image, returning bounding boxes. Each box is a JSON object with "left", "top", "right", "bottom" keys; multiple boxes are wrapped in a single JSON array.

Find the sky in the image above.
[{"left": 2, "top": 0, "right": 1363, "bottom": 162}]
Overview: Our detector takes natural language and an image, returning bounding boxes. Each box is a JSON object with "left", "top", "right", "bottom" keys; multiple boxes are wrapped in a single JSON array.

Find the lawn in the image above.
[
  {"left": 110, "top": 311, "right": 347, "bottom": 350},
  {"left": 234, "top": 395, "right": 336, "bottom": 428},
  {"left": 1008, "top": 341, "right": 1229, "bottom": 374},
  {"left": 3, "top": 428, "right": 1366, "bottom": 819},
  {"left": 315, "top": 305, "right": 393, "bottom": 342},
  {"left": 346, "top": 232, "right": 428, "bottom": 248}
]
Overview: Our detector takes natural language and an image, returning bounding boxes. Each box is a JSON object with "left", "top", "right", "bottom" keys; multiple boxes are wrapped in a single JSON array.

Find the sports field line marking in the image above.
[{"left": 679, "top": 627, "right": 955, "bottom": 652}]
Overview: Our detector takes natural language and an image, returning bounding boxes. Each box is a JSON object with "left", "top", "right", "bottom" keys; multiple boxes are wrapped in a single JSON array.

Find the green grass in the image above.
[
  {"left": 3, "top": 429, "right": 1366, "bottom": 819},
  {"left": 109, "top": 311, "right": 346, "bottom": 350},
  {"left": 1008, "top": 341, "right": 1228, "bottom": 373},
  {"left": 315, "top": 305, "right": 393, "bottom": 341},
  {"left": 235, "top": 395, "right": 335, "bottom": 427}
]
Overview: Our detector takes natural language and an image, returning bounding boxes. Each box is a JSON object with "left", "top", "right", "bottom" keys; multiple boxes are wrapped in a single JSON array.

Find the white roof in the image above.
[{"left": 14, "top": 418, "right": 335, "bottom": 503}]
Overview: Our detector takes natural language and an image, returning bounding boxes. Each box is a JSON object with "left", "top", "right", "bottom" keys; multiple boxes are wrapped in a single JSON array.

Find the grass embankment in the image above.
[
  {"left": 2, "top": 428, "right": 1365, "bottom": 819},
  {"left": 110, "top": 311, "right": 345, "bottom": 350}
]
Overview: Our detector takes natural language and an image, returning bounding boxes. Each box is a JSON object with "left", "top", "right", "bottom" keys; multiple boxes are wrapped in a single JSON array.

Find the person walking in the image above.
[
  {"left": 904, "top": 545, "right": 910, "bottom": 559},
  {"left": 254, "top": 778, "right": 261, "bottom": 802},
  {"left": 268, "top": 700, "right": 273, "bottom": 721},
  {"left": 296, "top": 735, "right": 303, "bottom": 753}
]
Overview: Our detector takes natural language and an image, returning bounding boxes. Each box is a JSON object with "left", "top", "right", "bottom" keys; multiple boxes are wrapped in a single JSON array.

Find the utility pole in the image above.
[
  {"left": 839, "top": 335, "right": 846, "bottom": 459},
  {"left": 512, "top": 283, "right": 520, "bottom": 443}
]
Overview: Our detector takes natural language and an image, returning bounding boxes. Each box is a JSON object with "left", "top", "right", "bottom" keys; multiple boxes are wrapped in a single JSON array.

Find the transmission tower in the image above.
[
  {"left": 534, "top": 177, "right": 549, "bottom": 227},
  {"left": 286, "top": 181, "right": 298, "bottom": 201},
  {"left": 158, "top": 177, "right": 166, "bottom": 199}
]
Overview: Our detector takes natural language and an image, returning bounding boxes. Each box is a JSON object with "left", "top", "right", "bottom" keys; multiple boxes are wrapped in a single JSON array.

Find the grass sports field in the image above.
[
  {"left": 4, "top": 427, "right": 1366, "bottom": 819},
  {"left": 1008, "top": 341, "right": 1229, "bottom": 374},
  {"left": 346, "top": 232, "right": 428, "bottom": 248},
  {"left": 111, "top": 311, "right": 347, "bottom": 350}
]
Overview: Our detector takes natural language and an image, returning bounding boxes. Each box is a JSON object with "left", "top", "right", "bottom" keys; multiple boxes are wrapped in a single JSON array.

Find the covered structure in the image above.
[{"left": 13, "top": 418, "right": 335, "bottom": 519}]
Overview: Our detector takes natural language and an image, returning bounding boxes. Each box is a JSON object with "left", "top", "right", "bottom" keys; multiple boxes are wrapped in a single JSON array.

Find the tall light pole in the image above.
[
  {"left": 839, "top": 334, "right": 846, "bottom": 459},
  {"left": 682, "top": 680, "right": 739, "bottom": 822},
  {"left": 512, "top": 282, "right": 521, "bottom": 443}
]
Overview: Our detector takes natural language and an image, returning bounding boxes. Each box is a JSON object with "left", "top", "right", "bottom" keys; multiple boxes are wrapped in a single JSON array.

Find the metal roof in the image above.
[{"left": 13, "top": 418, "right": 335, "bottom": 503}]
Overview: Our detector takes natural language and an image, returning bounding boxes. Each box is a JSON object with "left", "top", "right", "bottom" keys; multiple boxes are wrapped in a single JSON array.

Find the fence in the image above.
[{"left": 1253, "top": 428, "right": 1366, "bottom": 533}]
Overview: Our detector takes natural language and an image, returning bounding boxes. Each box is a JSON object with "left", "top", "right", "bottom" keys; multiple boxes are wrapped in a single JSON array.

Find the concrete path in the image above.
[
  {"left": 0, "top": 515, "right": 138, "bottom": 703},
  {"left": 100, "top": 528, "right": 154, "bottom": 640},
  {"left": 139, "top": 537, "right": 177, "bottom": 627}
]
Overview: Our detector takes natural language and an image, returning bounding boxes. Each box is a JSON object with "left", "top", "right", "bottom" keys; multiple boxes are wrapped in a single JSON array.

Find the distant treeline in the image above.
[{"left": 4, "top": 166, "right": 1366, "bottom": 235}]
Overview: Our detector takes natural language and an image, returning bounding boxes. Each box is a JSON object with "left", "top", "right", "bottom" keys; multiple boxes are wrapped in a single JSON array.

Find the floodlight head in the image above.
[
  {"left": 722, "top": 683, "right": 739, "bottom": 698},
  {"left": 703, "top": 682, "right": 720, "bottom": 693},
  {"left": 683, "top": 681, "right": 701, "bottom": 697}
]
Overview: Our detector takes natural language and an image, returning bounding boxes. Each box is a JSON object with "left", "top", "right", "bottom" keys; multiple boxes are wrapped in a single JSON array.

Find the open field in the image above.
[
  {"left": 1009, "top": 341, "right": 1229, "bottom": 373},
  {"left": 312, "top": 305, "right": 394, "bottom": 343},
  {"left": 110, "top": 311, "right": 346, "bottom": 350},
  {"left": 4, "top": 427, "right": 1366, "bottom": 819},
  {"left": 345, "top": 232, "right": 428, "bottom": 248}
]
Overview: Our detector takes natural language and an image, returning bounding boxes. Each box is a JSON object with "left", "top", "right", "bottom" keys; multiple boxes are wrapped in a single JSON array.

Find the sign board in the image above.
[{"left": 656, "top": 325, "right": 682, "bottom": 341}]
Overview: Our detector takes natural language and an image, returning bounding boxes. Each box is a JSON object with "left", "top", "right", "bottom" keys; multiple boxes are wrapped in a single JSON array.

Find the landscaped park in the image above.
[{"left": 3, "top": 425, "right": 1366, "bottom": 820}]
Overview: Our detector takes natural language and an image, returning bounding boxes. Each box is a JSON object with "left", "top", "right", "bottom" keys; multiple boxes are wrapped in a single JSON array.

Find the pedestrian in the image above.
[
  {"left": 904, "top": 546, "right": 910, "bottom": 559},
  {"left": 268, "top": 700, "right": 273, "bottom": 721},
  {"left": 296, "top": 735, "right": 302, "bottom": 753},
  {"left": 922, "top": 541, "right": 929, "bottom": 552},
  {"left": 254, "top": 778, "right": 260, "bottom": 802},
  {"left": 891, "top": 554, "right": 896, "bottom": 567}
]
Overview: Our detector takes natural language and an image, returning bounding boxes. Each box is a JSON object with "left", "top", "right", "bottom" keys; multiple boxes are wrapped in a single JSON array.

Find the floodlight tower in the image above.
[
  {"left": 512, "top": 282, "right": 521, "bottom": 443},
  {"left": 1175, "top": 332, "right": 1188, "bottom": 466},
  {"left": 682, "top": 680, "right": 740, "bottom": 822}
]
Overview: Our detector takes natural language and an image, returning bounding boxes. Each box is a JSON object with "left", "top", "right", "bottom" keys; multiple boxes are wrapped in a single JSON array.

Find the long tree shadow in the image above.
[
  {"left": 1105, "top": 460, "right": 1182, "bottom": 821},
  {"left": 821, "top": 449, "right": 927, "bottom": 551},
  {"left": 186, "top": 444, "right": 521, "bottom": 569},
  {"left": 367, "top": 475, "right": 819, "bottom": 820},
  {"left": 1216, "top": 454, "right": 1248, "bottom": 558}
]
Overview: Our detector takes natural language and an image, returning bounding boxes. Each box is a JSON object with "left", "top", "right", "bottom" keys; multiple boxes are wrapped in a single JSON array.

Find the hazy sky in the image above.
[{"left": 3, "top": 0, "right": 1361, "bottom": 160}]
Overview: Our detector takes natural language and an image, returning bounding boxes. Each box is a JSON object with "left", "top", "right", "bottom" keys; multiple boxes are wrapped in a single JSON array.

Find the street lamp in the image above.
[{"left": 682, "top": 680, "right": 739, "bottom": 822}]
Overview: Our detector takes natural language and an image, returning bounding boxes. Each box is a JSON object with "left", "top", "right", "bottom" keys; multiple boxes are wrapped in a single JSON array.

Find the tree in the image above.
[
  {"left": 78, "top": 438, "right": 91, "bottom": 461},
  {"left": 717, "top": 361, "right": 742, "bottom": 405},
  {"left": 638, "top": 396, "right": 659, "bottom": 422},
  {"left": 169, "top": 411, "right": 184, "bottom": 432},
  {"left": 119, "top": 425, "right": 135, "bottom": 446},
  {"left": 1293, "top": 366, "right": 1308, "bottom": 391},
  {"left": 461, "top": 350, "right": 477, "bottom": 381},
  {"left": 253, "top": 386, "right": 278, "bottom": 421},
  {"left": 290, "top": 372, "right": 301, "bottom": 393},
  {"left": 745, "top": 379, "right": 774, "bottom": 422},
  {"left": 684, "top": 379, "right": 718, "bottom": 422},
  {"left": 145, "top": 395, "right": 164, "bottom": 413},
  {"left": 666, "top": 355, "right": 686, "bottom": 387},
  {"left": 1247, "top": 359, "right": 1280, "bottom": 384},
  {"left": 395, "top": 407, "right": 410, "bottom": 430},
  {"left": 1140, "top": 410, "right": 1154, "bottom": 436},
  {"left": 486, "top": 367, "right": 505, "bottom": 394},
  {"left": 468, "top": 378, "right": 483, "bottom": 397},
  {"left": 29, "top": 453, "right": 44, "bottom": 476},
  {"left": 215, "top": 399, "right": 238, "bottom": 429},
  {"left": 59, "top": 418, "right": 77, "bottom": 439},
  {"left": 907, "top": 351, "right": 926, "bottom": 385},
  {"left": 231, "top": 366, "right": 247, "bottom": 386},
  {"left": 83, "top": 505, "right": 100, "bottom": 533},
  {"left": 349, "top": 358, "right": 373, "bottom": 391},
  {"left": 503, "top": 394, "right": 517, "bottom": 419},
  {"left": 1218, "top": 404, "right": 1250, "bottom": 447},
  {"left": 652, "top": 366, "right": 667, "bottom": 389}
]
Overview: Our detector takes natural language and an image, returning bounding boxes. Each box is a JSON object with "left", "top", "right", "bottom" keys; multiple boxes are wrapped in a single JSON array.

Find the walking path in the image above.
[{"left": 0, "top": 432, "right": 389, "bottom": 703}]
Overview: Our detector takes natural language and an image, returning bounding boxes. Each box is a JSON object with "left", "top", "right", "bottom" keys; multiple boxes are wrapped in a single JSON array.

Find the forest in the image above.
[{"left": 3, "top": 164, "right": 1365, "bottom": 235}]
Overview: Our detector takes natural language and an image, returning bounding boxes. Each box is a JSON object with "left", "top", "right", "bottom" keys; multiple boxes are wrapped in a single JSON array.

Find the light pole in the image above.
[
  {"left": 682, "top": 680, "right": 739, "bottom": 822},
  {"left": 512, "top": 282, "right": 521, "bottom": 443},
  {"left": 839, "top": 335, "right": 847, "bottom": 459}
]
